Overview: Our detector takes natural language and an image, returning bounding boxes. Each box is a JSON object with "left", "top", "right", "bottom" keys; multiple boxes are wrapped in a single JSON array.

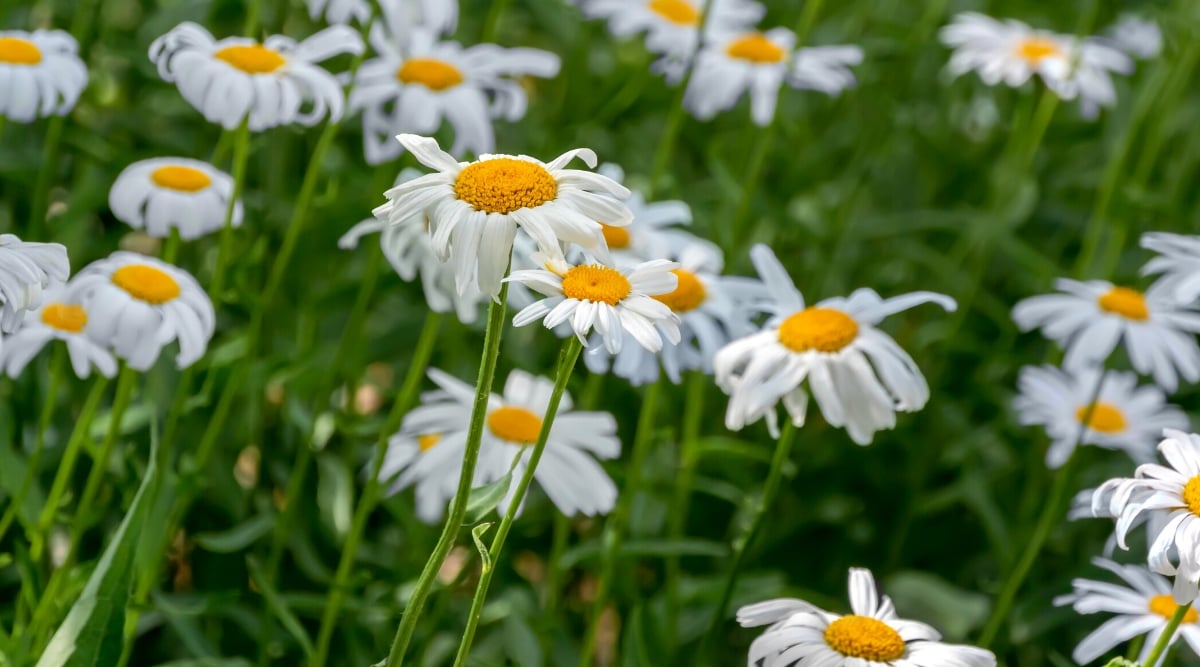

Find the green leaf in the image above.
[
  {"left": 560, "top": 539, "right": 728, "bottom": 569},
  {"left": 472, "top": 523, "right": 494, "bottom": 575},
  {"left": 883, "top": 571, "right": 990, "bottom": 640},
  {"left": 151, "top": 659, "right": 254, "bottom": 667},
  {"left": 246, "top": 556, "right": 314, "bottom": 658},
  {"left": 0, "top": 433, "right": 44, "bottom": 531},
  {"left": 316, "top": 454, "right": 352, "bottom": 539},
  {"left": 192, "top": 514, "right": 276, "bottom": 553},
  {"left": 463, "top": 467, "right": 515, "bottom": 525},
  {"left": 503, "top": 614, "right": 543, "bottom": 667},
  {"left": 36, "top": 434, "right": 162, "bottom": 667}
]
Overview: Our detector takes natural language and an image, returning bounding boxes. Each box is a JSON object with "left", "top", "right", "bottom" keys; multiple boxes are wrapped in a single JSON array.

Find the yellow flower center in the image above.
[
  {"left": 214, "top": 44, "right": 286, "bottom": 74},
  {"left": 0, "top": 37, "right": 42, "bottom": 65},
  {"left": 151, "top": 165, "right": 213, "bottom": 193},
  {"left": 726, "top": 33, "right": 787, "bottom": 64},
  {"left": 417, "top": 433, "right": 441, "bottom": 452},
  {"left": 654, "top": 269, "right": 706, "bottom": 313},
  {"left": 778, "top": 307, "right": 859, "bottom": 353},
  {"left": 111, "top": 264, "right": 181, "bottom": 304},
  {"left": 1014, "top": 37, "right": 1063, "bottom": 64},
  {"left": 1097, "top": 286, "right": 1150, "bottom": 321},
  {"left": 487, "top": 406, "right": 543, "bottom": 445},
  {"left": 647, "top": 0, "right": 699, "bottom": 26},
  {"left": 560, "top": 265, "right": 632, "bottom": 306},
  {"left": 40, "top": 302, "right": 87, "bottom": 333},
  {"left": 1075, "top": 402, "right": 1127, "bottom": 434},
  {"left": 823, "top": 615, "right": 906, "bottom": 662},
  {"left": 1149, "top": 594, "right": 1199, "bottom": 623},
  {"left": 453, "top": 158, "right": 558, "bottom": 214},
  {"left": 1184, "top": 475, "right": 1200, "bottom": 517},
  {"left": 600, "top": 223, "right": 631, "bottom": 249},
  {"left": 396, "top": 57, "right": 464, "bottom": 91}
]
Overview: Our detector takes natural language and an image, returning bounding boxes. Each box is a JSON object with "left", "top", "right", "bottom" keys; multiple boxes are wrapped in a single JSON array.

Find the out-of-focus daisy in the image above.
[
  {"left": 1055, "top": 558, "right": 1200, "bottom": 665},
  {"left": 0, "top": 30, "right": 88, "bottom": 122},
  {"left": 66, "top": 252, "right": 215, "bottom": 371},
  {"left": 109, "top": 157, "right": 242, "bottom": 240},
  {"left": 508, "top": 252, "right": 681, "bottom": 354},
  {"left": 1012, "top": 279, "right": 1200, "bottom": 393},
  {"left": 685, "top": 29, "right": 862, "bottom": 125},
  {"left": 307, "top": 0, "right": 371, "bottom": 25},
  {"left": 372, "top": 134, "right": 632, "bottom": 297},
  {"left": 591, "top": 163, "right": 693, "bottom": 264},
  {"left": 1107, "top": 16, "right": 1163, "bottom": 60},
  {"left": 0, "top": 287, "right": 116, "bottom": 379},
  {"left": 340, "top": 169, "right": 484, "bottom": 323},
  {"left": 585, "top": 240, "right": 763, "bottom": 385},
  {"left": 0, "top": 235, "right": 69, "bottom": 333},
  {"left": 1095, "top": 429, "right": 1200, "bottom": 603},
  {"left": 352, "top": 26, "right": 559, "bottom": 163},
  {"left": 149, "top": 22, "right": 364, "bottom": 131},
  {"left": 739, "top": 568, "right": 997, "bottom": 667},
  {"left": 1015, "top": 365, "right": 1188, "bottom": 468},
  {"left": 1142, "top": 232, "right": 1200, "bottom": 304},
  {"left": 714, "top": 244, "right": 955, "bottom": 444}
]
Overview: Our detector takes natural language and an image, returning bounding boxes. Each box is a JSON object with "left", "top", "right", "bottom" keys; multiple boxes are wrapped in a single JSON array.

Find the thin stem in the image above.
[
  {"left": 0, "top": 347, "right": 64, "bottom": 544},
  {"left": 243, "top": 0, "right": 262, "bottom": 38},
  {"left": 210, "top": 121, "right": 251, "bottom": 299},
  {"left": 452, "top": 337, "right": 584, "bottom": 667},
  {"left": 1143, "top": 601, "right": 1192, "bottom": 667},
  {"left": 542, "top": 512, "right": 572, "bottom": 616},
  {"left": 665, "top": 371, "right": 705, "bottom": 649},
  {"left": 28, "top": 117, "right": 66, "bottom": 238},
  {"left": 479, "top": 0, "right": 512, "bottom": 43},
  {"left": 310, "top": 311, "right": 444, "bottom": 667},
  {"left": 580, "top": 377, "right": 664, "bottom": 666},
  {"left": 68, "top": 366, "right": 137, "bottom": 546},
  {"left": 384, "top": 282, "right": 511, "bottom": 666},
  {"left": 977, "top": 371, "right": 1109, "bottom": 648}
]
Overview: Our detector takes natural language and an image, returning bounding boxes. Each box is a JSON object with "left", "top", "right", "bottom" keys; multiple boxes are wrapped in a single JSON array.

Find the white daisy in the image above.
[
  {"left": 339, "top": 169, "right": 485, "bottom": 323},
  {"left": 65, "top": 252, "right": 215, "bottom": 371},
  {"left": 0, "top": 287, "right": 116, "bottom": 379},
  {"left": 1107, "top": 16, "right": 1163, "bottom": 60},
  {"left": 1012, "top": 279, "right": 1200, "bottom": 393},
  {"left": 714, "top": 244, "right": 955, "bottom": 444},
  {"left": 685, "top": 28, "right": 862, "bottom": 126},
  {"left": 149, "top": 22, "right": 364, "bottom": 131},
  {"left": 508, "top": 252, "right": 681, "bottom": 354},
  {"left": 585, "top": 238, "right": 764, "bottom": 385},
  {"left": 372, "top": 133, "right": 633, "bottom": 297},
  {"left": 0, "top": 235, "right": 70, "bottom": 334},
  {"left": 307, "top": 0, "right": 371, "bottom": 26},
  {"left": 1141, "top": 232, "right": 1200, "bottom": 304},
  {"left": 1095, "top": 429, "right": 1200, "bottom": 603},
  {"left": 739, "top": 568, "right": 996, "bottom": 667},
  {"left": 0, "top": 30, "right": 88, "bottom": 122},
  {"left": 1015, "top": 365, "right": 1188, "bottom": 468},
  {"left": 590, "top": 163, "right": 694, "bottom": 264},
  {"left": 1054, "top": 558, "right": 1200, "bottom": 665},
  {"left": 109, "top": 157, "right": 242, "bottom": 240},
  {"left": 352, "top": 25, "right": 560, "bottom": 163}
]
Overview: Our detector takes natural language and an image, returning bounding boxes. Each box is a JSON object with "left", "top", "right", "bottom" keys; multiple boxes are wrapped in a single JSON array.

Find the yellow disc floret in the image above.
[
  {"left": 647, "top": 0, "right": 700, "bottom": 26},
  {"left": 778, "top": 307, "right": 859, "bottom": 353},
  {"left": 453, "top": 158, "right": 558, "bottom": 214},
  {"left": 726, "top": 33, "right": 787, "bottom": 63},
  {"left": 417, "top": 433, "right": 441, "bottom": 452},
  {"left": 111, "top": 264, "right": 181, "bottom": 304},
  {"left": 487, "top": 406, "right": 543, "bottom": 445},
  {"left": 1097, "top": 286, "right": 1150, "bottom": 321},
  {"left": 1014, "top": 37, "right": 1063, "bottom": 64},
  {"left": 0, "top": 37, "right": 42, "bottom": 65},
  {"left": 600, "top": 223, "right": 631, "bottom": 249},
  {"left": 654, "top": 269, "right": 706, "bottom": 313},
  {"left": 40, "top": 302, "right": 87, "bottom": 333},
  {"left": 560, "top": 265, "right": 632, "bottom": 306},
  {"left": 151, "top": 165, "right": 213, "bottom": 192},
  {"left": 1149, "top": 594, "right": 1199, "bottom": 623},
  {"left": 214, "top": 44, "right": 286, "bottom": 74},
  {"left": 397, "top": 58, "right": 465, "bottom": 91},
  {"left": 1184, "top": 475, "right": 1200, "bottom": 517},
  {"left": 823, "top": 615, "right": 906, "bottom": 662},
  {"left": 1075, "top": 402, "right": 1127, "bottom": 434}
]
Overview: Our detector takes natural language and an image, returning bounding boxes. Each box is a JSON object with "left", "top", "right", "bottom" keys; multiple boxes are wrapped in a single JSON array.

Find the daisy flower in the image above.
[
  {"left": 508, "top": 252, "right": 681, "bottom": 354},
  {"left": 0, "top": 287, "right": 116, "bottom": 379},
  {"left": 0, "top": 30, "right": 88, "bottom": 122},
  {"left": 739, "top": 568, "right": 996, "bottom": 667},
  {"left": 714, "top": 244, "right": 955, "bottom": 444},
  {"left": 352, "top": 25, "right": 560, "bottom": 163},
  {"left": 0, "top": 235, "right": 70, "bottom": 333},
  {"left": 109, "top": 157, "right": 242, "bottom": 240},
  {"left": 1095, "top": 429, "right": 1200, "bottom": 603},
  {"left": 372, "top": 134, "right": 632, "bottom": 297},
  {"left": 1012, "top": 279, "right": 1200, "bottom": 392},
  {"left": 1108, "top": 16, "right": 1163, "bottom": 60},
  {"left": 685, "top": 29, "right": 862, "bottom": 126},
  {"left": 149, "top": 22, "right": 364, "bottom": 131},
  {"left": 1014, "top": 365, "right": 1188, "bottom": 468},
  {"left": 1141, "top": 232, "right": 1200, "bottom": 304},
  {"left": 65, "top": 252, "right": 215, "bottom": 371},
  {"left": 590, "top": 163, "right": 694, "bottom": 264},
  {"left": 1054, "top": 558, "right": 1200, "bottom": 665},
  {"left": 339, "top": 169, "right": 485, "bottom": 323}
]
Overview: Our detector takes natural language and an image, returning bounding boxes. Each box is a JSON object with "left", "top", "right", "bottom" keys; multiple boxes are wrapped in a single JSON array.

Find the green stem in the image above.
[
  {"left": 243, "top": 0, "right": 262, "bottom": 37},
  {"left": 479, "top": 0, "right": 512, "bottom": 42},
  {"left": 1125, "top": 634, "right": 1145, "bottom": 660},
  {"left": 665, "top": 371, "right": 705, "bottom": 650},
  {"left": 542, "top": 512, "right": 571, "bottom": 616},
  {"left": 452, "top": 337, "right": 584, "bottom": 667},
  {"left": 210, "top": 121, "right": 251, "bottom": 299},
  {"left": 1143, "top": 602, "right": 1192, "bottom": 667},
  {"left": 580, "top": 377, "right": 663, "bottom": 666},
  {"left": 162, "top": 228, "right": 182, "bottom": 264},
  {"left": 384, "top": 281, "right": 510, "bottom": 666},
  {"left": 310, "top": 311, "right": 444, "bottom": 667},
  {"left": 28, "top": 117, "right": 66, "bottom": 238},
  {"left": 0, "top": 347, "right": 64, "bottom": 544}
]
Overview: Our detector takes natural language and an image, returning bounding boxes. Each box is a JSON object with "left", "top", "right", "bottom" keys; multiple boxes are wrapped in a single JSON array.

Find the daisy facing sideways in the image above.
[
  {"left": 373, "top": 134, "right": 633, "bottom": 297},
  {"left": 1014, "top": 365, "right": 1188, "bottom": 468},
  {"left": 739, "top": 568, "right": 996, "bottom": 666},
  {"left": 0, "top": 235, "right": 70, "bottom": 333},
  {"left": 1012, "top": 279, "right": 1200, "bottom": 392},
  {"left": 1141, "top": 232, "right": 1200, "bottom": 304},
  {"left": 714, "top": 244, "right": 955, "bottom": 444},
  {"left": 0, "top": 286, "right": 116, "bottom": 379},
  {"left": 109, "top": 157, "right": 242, "bottom": 240},
  {"left": 149, "top": 22, "right": 364, "bottom": 130},
  {"left": 0, "top": 30, "right": 88, "bottom": 122},
  {"left": 1055, "top": 558, "right": 1200, "bottom": 665}
]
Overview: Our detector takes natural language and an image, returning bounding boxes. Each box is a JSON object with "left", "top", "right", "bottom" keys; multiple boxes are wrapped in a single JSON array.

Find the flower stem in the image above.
[
  {"left": 580, "top": 376, "right": 664, "bottom": 667},
  {"left": 384, "top": 281, "right": 511, "bottom": 666},
  {"left": 209, "top": 121, "right": 251, "bottom": 299},
  {"left": 0, "top": 347, "right": 64, "bottom": 544},
  {"left": 1144, "top": 601, "right": 1192, "bottom": 667},
  {"left": 452, "top": 336, "right": 584, "bottom": 667},
  {"left": 665, "top": 370, "right": 706, "bottom": 650}
]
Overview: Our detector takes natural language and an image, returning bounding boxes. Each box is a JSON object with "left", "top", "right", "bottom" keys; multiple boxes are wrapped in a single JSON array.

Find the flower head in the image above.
[
  {"left": 0, "top": 30, "right": 88, "bottom": 122},
  {"left": 1141, "top": 232, "right": 1200, "bottom": 304},
  {"left": 1107, "top": 16, "right": 1162, "bottom": 60},
  {"left": 0, "top": 286, "right": 116, "bottom": 379},
  {"left": 0, "top": 235, "right": 70, "bottom": 333},
  {"left": 109, "top": 157, "right": 242, "bottom": 240}
]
